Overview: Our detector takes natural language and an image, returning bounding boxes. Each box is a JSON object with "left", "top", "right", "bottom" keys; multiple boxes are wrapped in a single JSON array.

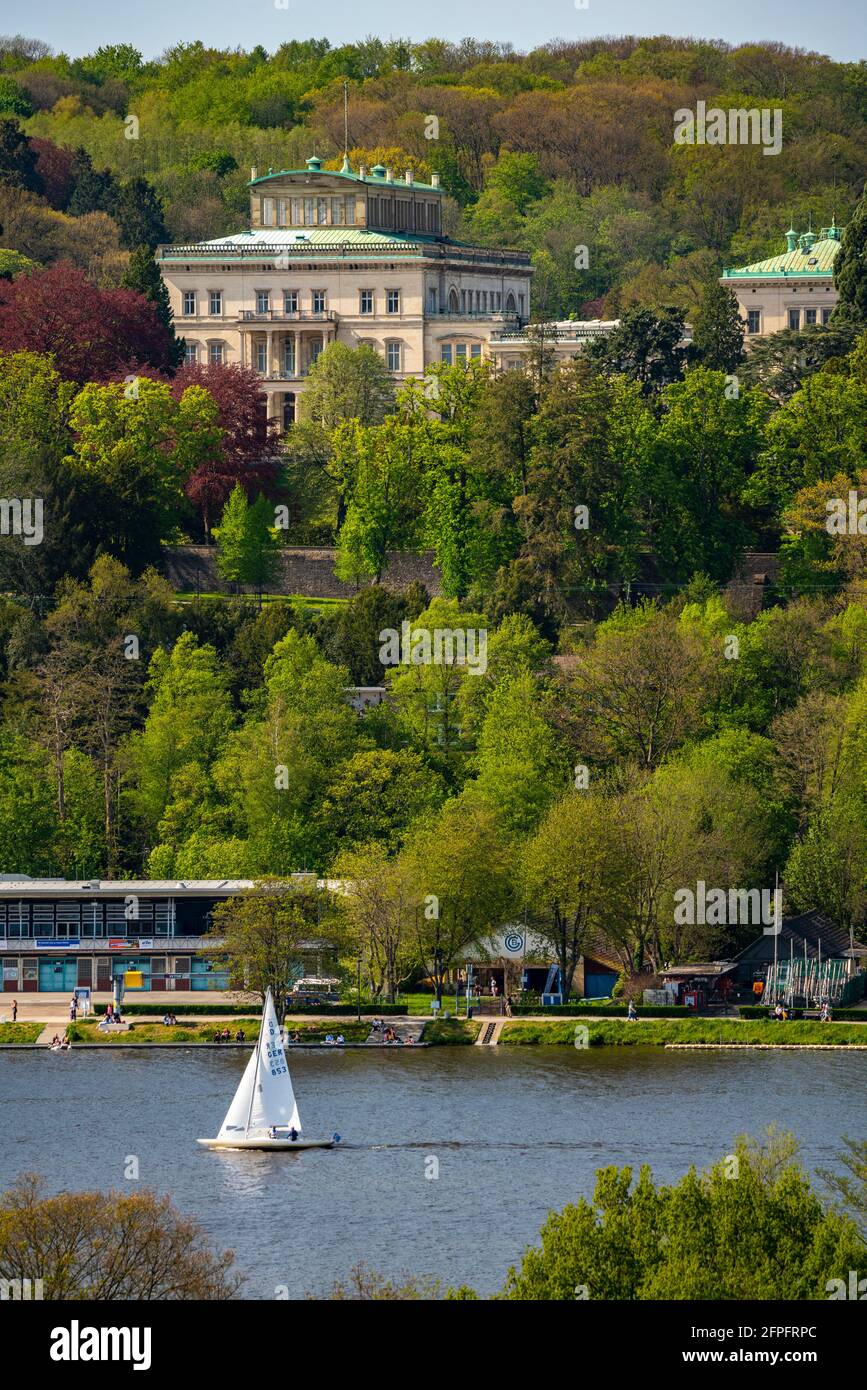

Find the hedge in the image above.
[
  {"left": 738, "top": 1005, "right": 867, "bottom": 1022},
  {"left": 511, "top": 1003, "right": 689, "bottom": 1018},
  {"left": 94, "top": 1001, "right": 407, "bottom": 1017}
]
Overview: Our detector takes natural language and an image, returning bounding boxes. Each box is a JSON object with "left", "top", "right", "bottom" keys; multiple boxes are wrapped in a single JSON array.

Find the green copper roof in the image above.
[
  {"left": 157, "top": 226, "right": 531, "bottom": 266},
  {"left": 723, "top": 229, "right": 842, "bottom": 279},
  {"left": 249, "top": 160, "right": 443, "bottom": 195}
]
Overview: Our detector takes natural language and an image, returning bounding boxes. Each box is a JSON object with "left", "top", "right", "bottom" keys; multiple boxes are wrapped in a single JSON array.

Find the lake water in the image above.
[{"left": 2, "top": 1046, "right": 865, "bottom": 1298}]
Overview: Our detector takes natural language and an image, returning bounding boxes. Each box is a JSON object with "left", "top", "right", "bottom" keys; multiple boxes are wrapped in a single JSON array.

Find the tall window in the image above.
[
  {"left": 209, "top": 342, "right": 225, "bottom": 365},
  {"left": 304, "top": 197, "right": 314, "bottom": 225},
  {"left": 428, "top": 287, "right": 438, "bottom": 313},
  {"left": 345, "top": 196, "right": 357, "bottom": 225},
  {"left": 208, "top": 290, "right": 222, "bottom": 316},
  {"left": 359, "top": 290, "right": 373, "bottom": 315},
  {"left": 386, "top": 289, "right": 400, "bottom": 314},
  {"left": 255, "top": 290, "right": 270, "bottom": 315},
  {"left": 788, "top": 309, "right": 800, "bottom": 330},
  {"left": 262, "top": 197, "right": 276, "bottom": 226},
  {"left": 332, "top": 197, "right": 345, "bottom": 225},
  {"left": 317, "top": 198, "right": 328, "bottom": 225},
  {"left": 440, "top": 344, "right": 453, "bottom": 365},
  {"left": 470, "top": 344, "right": 482, "bottom": 359},
  {"left": 284, "top": 291, "right": 298, "bottom": 314},
  {"left": 183, "top": 342, "right": 198, "bottom": 364},
  {"left": 804, "top": 308, "right": 817, "bottom": 325},
  {"left": 277, "top": 198, "right": 288, "bottom": 226},
  {"left": 312, "top": 290, "right": 326, "bottom": 314},
  {"left": 309, "top": 339, "right": 323, "bottom": 367},
  {"left": 386, "top": 341, "right": 401, "bottom": 372},
  {"left": 747, "top": 309, "right": 761, "bottom": 335},
  {"left": 291, "top": 198, "right": 302, "bottom": 225},
  {"left": 283, "top": 339, "right": 296, "bottom": 375},
  {"left": 182, "top": 291, "right": 196, "bottom": 316},
  {"left": 822, "top": 307, "right": 832, "bottom": 324},
  {"left": 254, "top": 341, "right": 268, "bottom": 373},
  {"left": 456, "top": 343, "right": 467, "bottom": 363}
]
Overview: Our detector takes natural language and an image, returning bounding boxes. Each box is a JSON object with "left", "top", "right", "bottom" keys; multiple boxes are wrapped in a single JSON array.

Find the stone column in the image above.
[{"left": 294, "top": 330, "right": 301, "bottom": 377}]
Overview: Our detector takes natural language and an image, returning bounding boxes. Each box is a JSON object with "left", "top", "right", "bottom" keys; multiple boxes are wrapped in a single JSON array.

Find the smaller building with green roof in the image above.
[{"left": 721, "top": 223, "right": 843, "bottom": 338}]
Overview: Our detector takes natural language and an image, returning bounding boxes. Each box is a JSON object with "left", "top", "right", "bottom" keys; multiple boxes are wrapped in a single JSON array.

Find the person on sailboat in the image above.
[
  {"left": 269, "top": 1126, "right": 277, "bottom": 1139},
  {"left": 289, "top": 1126, "right": 298, "bottom": 1142}
]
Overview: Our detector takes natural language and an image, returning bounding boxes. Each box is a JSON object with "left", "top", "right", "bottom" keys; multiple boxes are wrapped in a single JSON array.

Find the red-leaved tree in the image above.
[
  {"left": 170, "top": 361, "right": 282, "bottom": 536},
  {"left": 0, "top": 262, "right": 176, "bottom": 381}
]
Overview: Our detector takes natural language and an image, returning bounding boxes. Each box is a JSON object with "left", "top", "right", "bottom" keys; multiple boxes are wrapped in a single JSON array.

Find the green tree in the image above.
[
  {"left": 66, "top": 379, "right": 221, "bottom": 571},
  {"left": 402, "top": 800, "right": 514, "bottom": 1004},
  {"left": 299, "top": 342, "right": 395, "bottom": 432},
  {"left": 0, "top": 118, "right": 41, "bottom": 192},
  {"left": 833, "top": 187, "right": 867, "bottom": 325},
  {"left": 690, "top": 279, "right": 744, "bottom": 372},
  {"left": 121, "top": 245, "right": 183, "bottom": 365},
  {"left": 501, "top": 1131, "right": 864, "bottom": 1300},
  {"left": 333, "top": 417, "right": 424, "bottom": 583},
  {"left": 114, "top": 177, "right": 170, "bottom": 251},
  {"left": 214, "top": 485, "right": 280, "bottom": 599},
  {"left": 126, "top": 631, "right": 235, "bottom": 838},
  {"left": 519, "top": 789, "right": 627, "bottom": 998},
  {"left": 209, "top": 879, "right": 334, "bottom": 1020}
]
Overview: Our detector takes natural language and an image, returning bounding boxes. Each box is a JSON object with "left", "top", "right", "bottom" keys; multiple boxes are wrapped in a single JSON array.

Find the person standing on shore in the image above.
[
  {"left": 69, "top": 996, "right": 77, "bottom": 1022},
  {"left": 11, "top": 999, "right": 17, "bottom": 1022}
]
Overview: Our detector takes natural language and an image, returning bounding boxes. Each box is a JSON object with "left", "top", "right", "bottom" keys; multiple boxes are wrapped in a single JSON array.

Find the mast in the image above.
[{"left": 245, "top": 990, "right": 267, "bottom": 1137}]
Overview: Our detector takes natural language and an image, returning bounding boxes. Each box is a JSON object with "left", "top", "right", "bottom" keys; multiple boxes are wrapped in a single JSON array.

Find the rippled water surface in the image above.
[{"left": 2, "top": 1046, "right": 864, "bottom": 1296}]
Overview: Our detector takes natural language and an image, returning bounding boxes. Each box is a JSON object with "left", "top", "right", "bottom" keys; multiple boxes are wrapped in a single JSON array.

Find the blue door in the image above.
[{"left": 38, "top": 957, "right": 78, "bottom": 991}]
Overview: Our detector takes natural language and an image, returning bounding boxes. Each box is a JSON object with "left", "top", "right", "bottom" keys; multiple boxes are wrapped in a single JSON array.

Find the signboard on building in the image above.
[
  {"left": 136, "top": 938, "right": 154, "bottom": 948},
  {"left": 35, "top": 939, "right": 78, "bottom": 948},
  {"left": 107, "top": 939, "right": 133, "bottom": 949}
]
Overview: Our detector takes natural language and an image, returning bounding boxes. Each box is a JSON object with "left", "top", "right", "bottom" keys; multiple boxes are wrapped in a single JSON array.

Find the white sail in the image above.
[
  {"left": 247, "top": 991, "right": 302, "bottom": 1136},
  {"left": 217, "top": 1044, "right": 258, "bottom": 1139}
]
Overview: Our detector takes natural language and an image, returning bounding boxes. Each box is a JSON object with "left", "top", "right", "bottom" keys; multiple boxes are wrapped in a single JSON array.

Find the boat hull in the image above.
[{"left": 197, "top": 1137, "right": 335, "bottom": 1151}]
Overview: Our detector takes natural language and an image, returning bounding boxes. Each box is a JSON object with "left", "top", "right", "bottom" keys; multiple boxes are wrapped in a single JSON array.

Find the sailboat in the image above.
[{"left": 197, "top": 989, "right": 337, "bottom": 1151}]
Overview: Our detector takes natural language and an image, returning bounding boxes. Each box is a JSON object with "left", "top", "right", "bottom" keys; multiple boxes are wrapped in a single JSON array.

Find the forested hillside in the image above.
[{"left": 2, "top": 32, "right": 866, "bottom": 313}]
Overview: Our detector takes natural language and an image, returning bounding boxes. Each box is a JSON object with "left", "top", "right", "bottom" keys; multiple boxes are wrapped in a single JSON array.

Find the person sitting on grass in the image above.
[
  {"left": 163, "top": 1013, "right": 172, "bottom": 1026},
  {"left": 235, "top": 1028, "right": 245, "bottom": 1041},
  {"left": 336, "top": 1033, "right": 345, "bottom": 1045}
]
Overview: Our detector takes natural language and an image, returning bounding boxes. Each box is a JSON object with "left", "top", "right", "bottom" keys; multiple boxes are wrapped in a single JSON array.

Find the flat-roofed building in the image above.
[{"left": 0, "top": 876, "right": 326, "bottom": 994}]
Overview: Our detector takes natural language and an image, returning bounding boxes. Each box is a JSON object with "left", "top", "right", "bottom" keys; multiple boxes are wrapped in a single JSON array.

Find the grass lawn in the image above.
[
  {"left": 66, "top": 1019, "right": 371, "bottom": 1044},
  {"left": 174, "top": 592, "right": 347, "bottom": 613},
  {"left": 397, "top": 992, "right": 482, "bottom": 1017},
  {"left": 421, "top": 1018, "right": 480, "bottom": 1045},
  {"left": 500, "top": 1018, "right": 867, "bottom": 1047},
  {"left": 0, "top": 1022, "right": 42, "bottom": 1044}
]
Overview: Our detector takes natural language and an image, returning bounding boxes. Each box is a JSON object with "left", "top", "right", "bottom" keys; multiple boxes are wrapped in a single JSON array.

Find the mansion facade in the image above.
[
  {"left": 157, "top": 156, "right": 534, "bottom": 427},
  {"left": 721, "top": 222, "right": 843, "bottom": 338}
]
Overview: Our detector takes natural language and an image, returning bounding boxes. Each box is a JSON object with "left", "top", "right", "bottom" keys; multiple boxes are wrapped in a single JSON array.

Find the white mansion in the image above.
[{"left": 156, "top": 155, "right": 536, "bottom": 428}]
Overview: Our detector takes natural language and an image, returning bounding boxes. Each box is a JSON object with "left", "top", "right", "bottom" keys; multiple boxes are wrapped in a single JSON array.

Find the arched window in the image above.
[
  {"left": 505, "top": 292, "right": 517, "bottom": 315},
  {"left": 448, "top": 288, "right": 459, "bottom": 314}
]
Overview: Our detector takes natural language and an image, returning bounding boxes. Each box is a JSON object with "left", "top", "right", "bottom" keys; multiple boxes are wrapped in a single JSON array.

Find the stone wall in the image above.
[{"left": 163, "top": 546, "right": 442, "bottom": 600}]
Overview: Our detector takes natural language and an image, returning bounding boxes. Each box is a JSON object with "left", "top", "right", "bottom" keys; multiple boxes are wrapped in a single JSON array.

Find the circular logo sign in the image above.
[{"left": 504, "top": 931, "right": 525, "bottom": 955}]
